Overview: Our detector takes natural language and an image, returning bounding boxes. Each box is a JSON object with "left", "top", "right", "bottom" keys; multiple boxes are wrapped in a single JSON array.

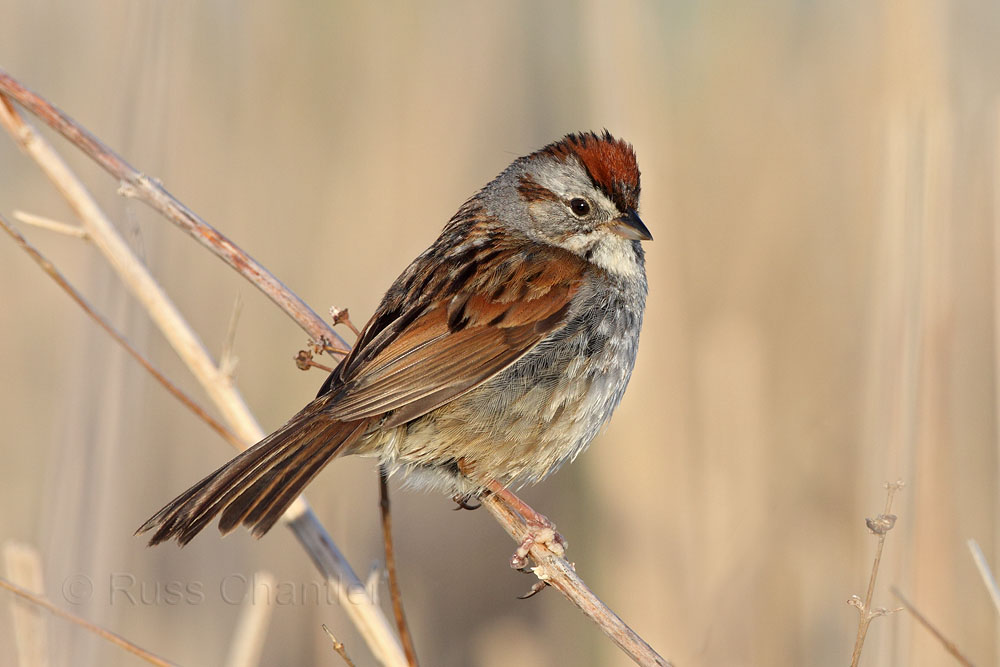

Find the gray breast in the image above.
[
  {"left": 469, "top": 274, "right": 645, "bottom": 479},
  {"left": 378, "top": 268, "right": 647, "bottom": 493}
]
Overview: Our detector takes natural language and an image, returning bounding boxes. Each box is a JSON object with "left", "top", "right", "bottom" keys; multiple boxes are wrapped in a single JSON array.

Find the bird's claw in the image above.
[
  {"left": 517, "top": 580, "right": 549, "bottom": 599},
  {"left": 451, "top": 493, "right": 481, "bottom": 510}
]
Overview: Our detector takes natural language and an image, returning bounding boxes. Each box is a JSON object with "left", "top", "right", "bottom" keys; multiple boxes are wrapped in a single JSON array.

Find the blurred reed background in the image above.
[{"left": 0, "top": 1, "right": 997, "bottom": 665}]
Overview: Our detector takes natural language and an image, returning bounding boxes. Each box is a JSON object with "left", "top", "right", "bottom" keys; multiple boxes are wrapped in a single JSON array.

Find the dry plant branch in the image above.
[
  {"left": 14, "top": 209, "right": 88, "bottom": 238},
  {"left": 482, "top": 489, "right": 671, "bottom": 667},
  {"left": 379, "top": 467, "right": 419, "bottom": 667},
  {"left": 0, "top": 69, "right": 667, "bottom": 666},
  {"left": 330, "top": 306, "right": 361, "bottom": 338},
  {"left": 967, "top": 539, "right": 1000, "bottom": 615},
  {"left": 0, "top": 68, "right": 350, "bottom": 356},
  {"left": 323, "top": 624, "right": 358, "bottom": 667},
  {"left": 890, "top": 586, "right": 974, "bottom": 666},
  {"left": 0, "top": 92, "right": 263, "bottom": 446},
  {"left": 0, "top": 77, "right": 406, "bottom": 667},
  {"left": 849, "top": 480, "right": 904, "bottom": 667},
  {"left": 0, "top": 213, "right": 243, "bottom": 450},
  {"left": 295, "top": 349, "right": 334, "bottom": 374},
  {"left": 0, "top": 576, "right": 176, "bottom": 667}
]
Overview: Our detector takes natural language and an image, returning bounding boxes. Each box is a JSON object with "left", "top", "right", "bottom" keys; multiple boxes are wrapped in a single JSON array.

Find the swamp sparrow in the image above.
[{"left": 139, "top": 131, "right": 651, "bottom": 545}]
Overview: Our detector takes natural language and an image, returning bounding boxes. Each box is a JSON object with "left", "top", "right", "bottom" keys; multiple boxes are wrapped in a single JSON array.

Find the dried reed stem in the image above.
[
  {"left": 0, "top": 76, "right": 406, "bottom": 667},
  {"left": 379, "top": 467, "right": 419, "bottom": 667},
  {"left": 0, "top": 575, "right": 176, "bottom": 666},
  {"left": 322, "top": 624, "right": 358, "bottom": 667},
  {"left": 13, "top": 209, "right": 88, "bottom": 238},
  {"left": 0, "top": 93, "right": 264, "bottom": 448},
  {"left": 0, "top": 68, "right": 349, "bottom": 356},
  {"left": 849, "top": 480, "right": 904, "bottom": 667},
  {"left": 967, "top": 539, "right": 1000, "bottom": 616},
  {"left": 890, "top": 586, "right": 974, "bottom": 666},
  {"left": 482, "top": 490, "right": 671, "bottom": 667},
  {"left": 0, "top": 214, "right": 243, "bottom": 450}
]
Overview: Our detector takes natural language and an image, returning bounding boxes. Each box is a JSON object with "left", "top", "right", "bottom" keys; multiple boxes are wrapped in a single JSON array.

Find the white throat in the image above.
[{"left": 561, "top": 231, "right": 644, "bottom": 279}]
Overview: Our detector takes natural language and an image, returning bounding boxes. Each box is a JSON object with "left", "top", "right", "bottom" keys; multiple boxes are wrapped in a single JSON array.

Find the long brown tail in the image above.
[{"left": 137, "top": 397, "right": 370, "bottom": 546}]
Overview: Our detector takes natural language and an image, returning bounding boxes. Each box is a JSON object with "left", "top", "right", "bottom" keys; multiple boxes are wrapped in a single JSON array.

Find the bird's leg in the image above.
[
  {"left": 454, "top": 460, "right": 568, "bottom": 573},
  {"left": 484, "top": 479, "right": 568, "bottom": 569},
  {"left": 486, "top": 481, "right": 556, "bottom": 529}
]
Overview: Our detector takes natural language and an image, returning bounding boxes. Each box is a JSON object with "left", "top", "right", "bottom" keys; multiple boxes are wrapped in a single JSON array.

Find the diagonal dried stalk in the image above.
[
  {"left": 0, "top": 80, "right": 407, "bottom": 667},
  {"left": 0, "top": 68, "right": 350, "bottom": 357},
  {"left": 0, "top": 69, "right": 669, "bottom": 667},
  {"left": 0, "top": 213, "right": 243, "bottom": 450},
  {"left": 0, "top": 575, "right": 176, "bottom": 667},
  {"left": 968, "top": 538, "right": 1000, "bottom": 615},
  {"left": 482, "top": 488, "right": 670, "bottom": 667},
  {"left": 890, "top": 586, "right": 974, "bottom": 667}
]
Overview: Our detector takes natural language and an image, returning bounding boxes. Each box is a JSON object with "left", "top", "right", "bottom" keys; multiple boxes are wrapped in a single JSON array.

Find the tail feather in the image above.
[
  {"left": 219, "top": 420, "right": 366, "bottom": 536},
  {"left": 137, "top": 400, "right": 369, "bottom": 546},
  {"left": 148, "top": 436, "right": 289, "bottom": 544}
]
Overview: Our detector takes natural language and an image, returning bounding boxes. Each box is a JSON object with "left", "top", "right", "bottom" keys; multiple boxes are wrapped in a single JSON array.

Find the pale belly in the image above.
[{"left": 358, "top": 288, "right": 643, "bottom": 494}]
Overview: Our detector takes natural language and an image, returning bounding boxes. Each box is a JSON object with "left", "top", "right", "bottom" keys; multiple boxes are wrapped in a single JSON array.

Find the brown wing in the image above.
[
  {"left": 324, "top": 242, "right": 586, "bottom": 427},
  {"left": 136, "top": 240, "right": 586, "bottom": 546}
]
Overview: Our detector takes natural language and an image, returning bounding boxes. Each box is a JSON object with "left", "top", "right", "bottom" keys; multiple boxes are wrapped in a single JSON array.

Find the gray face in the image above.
[
  {"left": 479, "top": 154, "right": 644, "bottom": 279},
  {"left": 525, "top": 156, "right": 620, "bottom": 233}
]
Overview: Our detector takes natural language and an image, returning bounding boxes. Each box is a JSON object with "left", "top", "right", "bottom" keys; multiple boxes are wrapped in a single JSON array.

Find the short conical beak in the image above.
[{"left": 610, "top": 209, "right": 652, "bottom": 241}]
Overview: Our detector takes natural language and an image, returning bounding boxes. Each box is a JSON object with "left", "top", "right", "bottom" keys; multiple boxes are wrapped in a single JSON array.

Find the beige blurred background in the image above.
[{"left": 0, "top": 1, "right": 997, "bottom": 665}]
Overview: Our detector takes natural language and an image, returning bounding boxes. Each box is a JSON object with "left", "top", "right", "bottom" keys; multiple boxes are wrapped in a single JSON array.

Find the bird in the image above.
[{"left": 138, "top": 130, "right": 651, "bottom": 546}]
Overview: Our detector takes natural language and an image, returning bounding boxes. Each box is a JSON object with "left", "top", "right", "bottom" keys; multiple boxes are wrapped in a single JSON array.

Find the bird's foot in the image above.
[{"left": 510, "top": 521, "right": 566, "bottom": 570}]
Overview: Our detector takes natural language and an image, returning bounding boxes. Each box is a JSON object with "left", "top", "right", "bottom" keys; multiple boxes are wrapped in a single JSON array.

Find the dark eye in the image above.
[{"left": 569, "top": 198, "right": 591, "bottom": 216}]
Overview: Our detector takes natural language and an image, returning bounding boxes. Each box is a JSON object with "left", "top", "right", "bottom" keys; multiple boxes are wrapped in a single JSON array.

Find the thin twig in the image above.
[
  {"left": 0, "top": 213, "right": 243, "bottom": 451},
  {"left": 849, "top": 480, "right": 904, "bottom": 667},
  {"left": 0, "top": 576, "right": 176, "bottom": 667},
  {"left": 890, "top": 586, "right": 975, "bottom": 666},
  {"left": 322, "top": 624, "right": 357, "bottom": 667},
  {"left": 331, "top": 306, "right": 361, "bottom": 338},
  {"left": 482, "top": 490, "right": 671, "bottom": 667},
  {"left": 0, "top": 76, "right": 406, "bottom": 667},
  {"left": 0, "top": 68, "right": 350, "bottom": 356},
  {"left": 379, "top": 466, "right": 419, "bottom": 667},
  {"left": 967, "top": 539, "right": 1000, "bottom": 616},
  {"left": 0, "top": 91, "right": 264, "bottom": 447},
  {"left": 295, "top": 349, "right": 334, "bottom": 373},
  {"left": 13, "top": 209, "right": 88, "bottom": 238},
  {"left": 281, "top": 511, "right": 404, "bottom": 667}
]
